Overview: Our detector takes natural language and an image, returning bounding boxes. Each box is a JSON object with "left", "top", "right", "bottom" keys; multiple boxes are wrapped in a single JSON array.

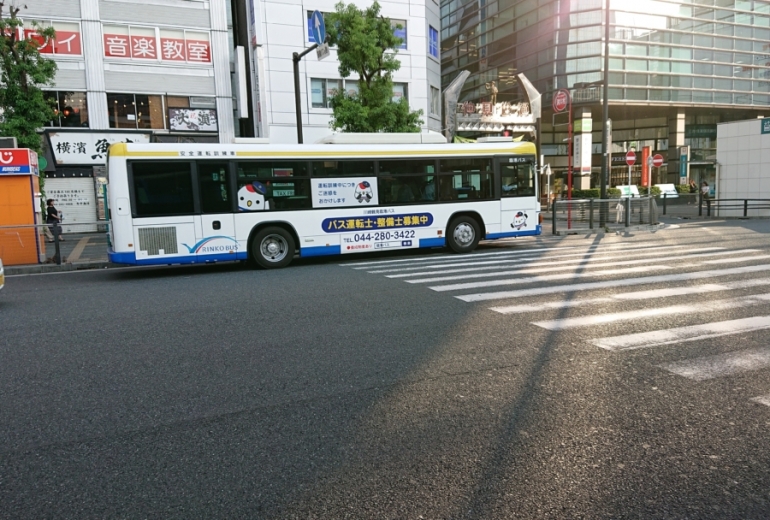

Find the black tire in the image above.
[
  {"left": 251, "top": 226, "right": 295, "bottom": 269},
  {"left": 447, "top": 216, "right": 480, "bottom": 253}
]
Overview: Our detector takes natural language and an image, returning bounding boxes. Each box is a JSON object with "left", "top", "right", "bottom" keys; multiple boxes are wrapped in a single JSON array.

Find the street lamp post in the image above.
[{"left": 600, "top": 0, "right": 611, "bottom": 224}]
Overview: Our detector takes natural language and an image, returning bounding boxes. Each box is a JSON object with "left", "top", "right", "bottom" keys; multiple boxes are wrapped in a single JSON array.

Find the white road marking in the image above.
[
  {"left": 358, "top": 244, "right": 680, "bottom": 274},
  {"left": 750, "top": 394, "right": 770, "bottom": 407},
  {"left": 533, "top": 293, "right": 770, "bottom": 330},
  {"left": 491, "top": 279, "right": 770, "bottom": 314},
  {"left": 384, "top": 246, "right": 728, "bottom": 278},
  {"left": 343, "top": 246, "right": 577, "bottom": 268},
  {"left": 700, "top": 255, "right": 770, "bottom": 264},
  {"left": 658, "top": 346, "right": 770, "bottom": 380},
  {"left": 457, "top": 264, "right": 770, "bottom": 302},
  {"left": 349, "top": 234, "right": 740, "bottom": 271},
  {"left": 405, "top": 249, "right": 753, "bottom": 284},
  {"left": 430, "top": 266, "right": 672, "bottom": 292},
  {"left": 592, "top": 316, "right": 770, "bottom": 351}
]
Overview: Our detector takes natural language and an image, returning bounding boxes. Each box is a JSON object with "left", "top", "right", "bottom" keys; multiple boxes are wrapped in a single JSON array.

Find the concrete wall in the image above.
[{"left": 716, "top": 118, "right": 770, "bottom": 216}]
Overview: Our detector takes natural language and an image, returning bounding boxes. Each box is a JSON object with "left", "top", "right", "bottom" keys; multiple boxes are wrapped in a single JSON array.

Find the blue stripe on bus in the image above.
[
  {"left": 108, "top": 249, "right": 247, "bottom": 265},
  {"left": 419, "top": 237, "right": 446, "bottom": 248},
  {"left": 299, "top": 245, "right": 341, "bottom": 257},
  {"left": 485, "top": 226, "right": 541, "bottom": 240}
]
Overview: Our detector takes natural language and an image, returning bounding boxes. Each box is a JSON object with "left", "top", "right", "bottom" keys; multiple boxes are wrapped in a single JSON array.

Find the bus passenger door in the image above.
[{"left": 194, "top": 162, "right": 238, "bottom": 260}]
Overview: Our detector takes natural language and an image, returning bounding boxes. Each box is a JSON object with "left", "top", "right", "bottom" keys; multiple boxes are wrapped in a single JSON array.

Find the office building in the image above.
[
  {"left": 441, "top": 0, "right": 770, "bottom": 190},
  {"left": 248, "top": 0, "right": 442, "bottom": 143}
]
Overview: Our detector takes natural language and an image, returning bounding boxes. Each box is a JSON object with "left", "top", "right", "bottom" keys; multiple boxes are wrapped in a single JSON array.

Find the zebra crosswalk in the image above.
[{"left": 341, "top": 234, "right": 770, "bottom": 408}]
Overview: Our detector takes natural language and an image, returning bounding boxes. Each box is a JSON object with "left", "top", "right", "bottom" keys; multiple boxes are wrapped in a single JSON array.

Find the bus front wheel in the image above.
[
  {"left": 447, "top": 216, "right": 480, "bottom": 253},
  {"left": 251, "top": 226, "right": 295, "bottom": 268}
]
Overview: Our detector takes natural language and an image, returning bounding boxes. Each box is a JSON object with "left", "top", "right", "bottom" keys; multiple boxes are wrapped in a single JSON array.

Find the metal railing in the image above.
[
  {"left": 658, "top": 193, "right": 770, "bottom": 218},
  {"left": 702, "top": 198, "right": 770, "bottom": 218},
  {"left": 0, "top": 222, "right": 108, "bottom": 266},
  {"left": 551, "top": 197, "right": 658, "bottom": 234},
  {"left": 658, "top": 192, "right": 700, "bottom": 217}
]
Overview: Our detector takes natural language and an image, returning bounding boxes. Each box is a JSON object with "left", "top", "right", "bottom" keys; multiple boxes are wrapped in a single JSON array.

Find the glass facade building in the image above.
[{"left": 441, "top": 0, "right": 770, "bottom": 189}]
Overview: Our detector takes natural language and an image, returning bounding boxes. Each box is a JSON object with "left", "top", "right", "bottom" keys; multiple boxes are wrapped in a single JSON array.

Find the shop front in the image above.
[{"left": 45, "top": 130, "right": 152, "bottom": 231}]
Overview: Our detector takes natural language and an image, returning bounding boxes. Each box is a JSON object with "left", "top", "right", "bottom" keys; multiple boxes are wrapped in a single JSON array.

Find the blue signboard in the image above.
[
  {"left": 679, "top": 153, "right": 687, "bottom": 178},
  {"left": 311, "top": 10, "right": 326, "bottom": 45}
]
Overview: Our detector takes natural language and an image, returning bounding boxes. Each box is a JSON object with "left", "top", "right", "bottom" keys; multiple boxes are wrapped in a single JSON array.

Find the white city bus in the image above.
[{"left": 106, "top": 136, "right": 540, "bottom": 268}]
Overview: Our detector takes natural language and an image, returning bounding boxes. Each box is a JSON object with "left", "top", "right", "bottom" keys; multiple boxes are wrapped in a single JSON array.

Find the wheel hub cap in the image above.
[
  {"left": 262, "top": 236, "right": 287, "bottom": 261},
  {"left": 454, "top": 223, "right": 474, "bottom": 245}
]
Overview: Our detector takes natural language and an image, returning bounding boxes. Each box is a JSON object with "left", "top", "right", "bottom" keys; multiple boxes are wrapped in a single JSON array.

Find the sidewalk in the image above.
[{"left": 4, "top": 232, "right": 111, "bottom": 275}]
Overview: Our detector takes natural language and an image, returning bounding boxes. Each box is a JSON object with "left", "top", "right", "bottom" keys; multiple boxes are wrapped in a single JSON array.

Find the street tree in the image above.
[
  {"left": 0, "top": 1, "right": 57, "bottom": 152},
  {"left": 325, "top": 1, "right": 423, "bottom": 133}
]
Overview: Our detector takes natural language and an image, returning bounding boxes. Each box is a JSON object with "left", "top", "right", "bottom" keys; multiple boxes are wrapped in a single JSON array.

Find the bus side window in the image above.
[
  {"left": 377, "top": 159, "right": 436, "bottom": 205},
  {"left": 501, "top": 164, "right": 534, "bottom": 197},
  {"left": 130, "top": 161, "right": 194, "bottom": 217},
  {"left": 198, "top": 162, "right": 231, "bottom": 213}
]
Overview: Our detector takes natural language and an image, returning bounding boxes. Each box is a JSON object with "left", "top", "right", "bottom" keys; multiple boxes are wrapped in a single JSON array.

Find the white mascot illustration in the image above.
[
  {"left": 353, "top": 181, "right": 374, "bottom": 203},
  {"left": 238, "top": 181, "right": 268, "bottom": 211},
  {"left": 511, "top": 211, "right": 528, "bottom": 230}
]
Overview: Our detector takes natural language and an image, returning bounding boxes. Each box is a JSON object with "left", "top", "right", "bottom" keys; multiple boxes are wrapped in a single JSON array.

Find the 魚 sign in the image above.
[{"left": 48, "top": 132, "right": 151, "bottom": 165}]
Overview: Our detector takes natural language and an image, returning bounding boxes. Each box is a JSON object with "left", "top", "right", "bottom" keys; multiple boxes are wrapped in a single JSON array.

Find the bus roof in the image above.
[{"left": 108, "top": 140, "right": 537, "bottom": 159}]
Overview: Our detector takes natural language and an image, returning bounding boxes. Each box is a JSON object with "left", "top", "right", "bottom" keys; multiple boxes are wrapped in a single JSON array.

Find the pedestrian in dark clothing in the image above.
[{"left": 46, "top": 199, "right": 64, "bottom": 242}]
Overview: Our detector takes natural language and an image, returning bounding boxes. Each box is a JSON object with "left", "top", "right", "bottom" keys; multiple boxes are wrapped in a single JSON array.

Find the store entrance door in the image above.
[{"left": 690, "top": 164, "right": 716, "bottom": 198}]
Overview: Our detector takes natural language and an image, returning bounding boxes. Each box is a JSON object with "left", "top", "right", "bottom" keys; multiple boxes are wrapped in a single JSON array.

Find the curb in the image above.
[{"left": 5, "top": 261, "right": 112, "bottom": 276}]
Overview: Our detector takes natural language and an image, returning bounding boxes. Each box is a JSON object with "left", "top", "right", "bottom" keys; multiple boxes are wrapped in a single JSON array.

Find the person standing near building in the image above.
[
  {"left": 701, "top": 181, "right": 710, "bottom": 201},
  {"left": 46, "top": 199, "right": 64, "bottom": 242}
]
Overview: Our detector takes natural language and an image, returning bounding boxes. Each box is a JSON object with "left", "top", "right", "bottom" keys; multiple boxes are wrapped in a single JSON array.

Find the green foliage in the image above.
[
  {"left": 566, "top": 187, "right": 622, "bottom": 199},
  {"left": 570, "top": 188, "right": 601, "bottom": 199},
  {"left": 675, "top": 184, "right": 691, "bottom": 193},
  {"left": 0, "top": 3, "right": 57, "bottom": 153},
  {"left": 641, "top": 185, "right": 661, "bottom": 196},
  {"left": 325, "top": 1, "right": 423, "bottom": 133}
]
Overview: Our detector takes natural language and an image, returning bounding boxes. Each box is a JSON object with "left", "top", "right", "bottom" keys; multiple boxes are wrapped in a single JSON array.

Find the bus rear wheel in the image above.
[
  {"left": 251, "top": 226, "right": 295, "bottom": 268},
  {"left": 447, "top": 216, "right": 480, "bottom": 253}
]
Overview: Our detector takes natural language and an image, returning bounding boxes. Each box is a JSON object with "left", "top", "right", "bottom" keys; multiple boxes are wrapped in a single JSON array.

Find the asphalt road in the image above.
[{"left": 2, "top": 220, "right": 770, "bottom": 519}]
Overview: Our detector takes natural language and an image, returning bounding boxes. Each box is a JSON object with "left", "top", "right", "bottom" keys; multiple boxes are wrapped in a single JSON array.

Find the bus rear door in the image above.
[
  {"left": 498, "top": 157, "right": 537, "bottom": 234},
  {"left": 194, "top": 162, "right": 238, "bottom": 261}
]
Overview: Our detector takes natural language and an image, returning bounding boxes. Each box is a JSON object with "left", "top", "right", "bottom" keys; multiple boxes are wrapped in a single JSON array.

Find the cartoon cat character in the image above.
[
  {"left": 511, "top": 211, "right": 528, "bottom": 230},
  {"left": 354, "top": 181, "right": 374, "bottom": 203},
  {"left": 238, "top": 181, "right": 269, "bottom": 211}
]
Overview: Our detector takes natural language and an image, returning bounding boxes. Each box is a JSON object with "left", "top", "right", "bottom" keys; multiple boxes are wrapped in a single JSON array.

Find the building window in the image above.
[
  {"left": 311, "top": 79, "right": 408, "bottom": 108},
  {"left": 430, "top": 86, "right": 440, "bottom": 115},
  {"left": 44, "top": 91, "right": 89, "bottom": 127},
  {"left": 428, "top": 25, "right": 439, "bottom": 59},
  {"left": 310, "top": 78, "right": 340, "bottom": 108},
  {"left": 22, "top": 20, "right": 82, "bottom": 56},
  {"left": 391, "top": 19, "right": 407, "bottom": 49},
  {"left": 108, "top": 93, "right": 165, "bottom": 129},
  {"left": 106, "top": 94, "right": 216, "bottom": 131},
  {"left": 392, "top": 82, "right": 408, "bottom": 103}
]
